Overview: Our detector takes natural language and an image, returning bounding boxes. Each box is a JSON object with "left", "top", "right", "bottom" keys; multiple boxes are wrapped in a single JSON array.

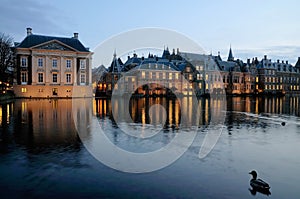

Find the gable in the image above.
[{"left": 33, "top": 40, "right": 76, "bottom": 51}]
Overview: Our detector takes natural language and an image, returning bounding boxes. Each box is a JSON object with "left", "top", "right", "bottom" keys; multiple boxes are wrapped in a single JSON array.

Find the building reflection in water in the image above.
[
  {"left": 94, "top": 96, "right": 300, "bottom": 130},
  {"left": 0, "top": 99, "right": 81, "bottom": 150},
  {"left": 94, "top": 96, "right": 227, "bottom": 129},
  {"left": 1, "top": 96, "right": 300, "bottom": 149}
]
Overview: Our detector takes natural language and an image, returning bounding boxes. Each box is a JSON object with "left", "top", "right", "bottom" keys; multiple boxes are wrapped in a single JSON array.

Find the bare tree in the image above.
[{"left": 0, "top": 33, "right": 15, "bottom": 85}]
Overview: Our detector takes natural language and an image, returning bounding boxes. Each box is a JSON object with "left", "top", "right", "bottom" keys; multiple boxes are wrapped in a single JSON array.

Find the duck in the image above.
[{"left": 249, "top": 170, "right": 271, "bottom": 195}]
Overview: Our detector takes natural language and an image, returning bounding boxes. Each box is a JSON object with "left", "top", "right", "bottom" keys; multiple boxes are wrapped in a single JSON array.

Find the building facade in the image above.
[
  {"left": 96, "top": 47, "right": 300, "bottom": 97},
  {"left": 14, "top": 28, "right": 93, "bottom": 98}
]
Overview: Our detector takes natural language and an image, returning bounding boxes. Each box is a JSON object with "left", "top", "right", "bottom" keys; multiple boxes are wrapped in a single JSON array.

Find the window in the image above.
[
  {"left": 53, "top": 74, "right": 58, "bottom": 83},
  {"left": 21, "top": 88, "right": 27, "bottom": 93},
  {"left": 169, "top": 73, "right": 173, "bottom": 80},
  {"left": 38, "top": 58, "right": 43, "bottom": 67},
  {"left": 21, "top": 72, "right": 27, "bottom": 83},
  {"left": 66, "top": 60, "right": 71, "bottom": 68},
  {"left": 80, "top": 74, "right": 86, "bottom": 84},
  {"left": 21, "top": 57, "right": 27, "bottom": 67},
  {"left": 80, "top": 59, "right": 86, "bottom": 69},
  {"left": 66, "top": 74, "right": 71, "bottom": 83},
  {"left": 141, "top": 71, "right": 145, "bottom": 79},
  {"left": 52, "top": 59, "right": 57, "bottom": 67},
  {"left": 52, "top": 88, "right": 58, "bottom": 96},
  {"left": 38, "top": 73, "right": 43, "bottom": 83}
]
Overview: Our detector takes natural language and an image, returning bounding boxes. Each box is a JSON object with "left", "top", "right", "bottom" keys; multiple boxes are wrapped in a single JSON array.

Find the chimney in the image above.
[
  {"left": 282, "top": 60, "right": 284, "bottom": 64},
  {"left": 177, "top": 48, "right": 180, "bottom": 55},
  {"left": 247, "top": 59, "right": 250, "bottom": 64},
  {"left": 73, "top": 33, "right": 78, "bottom": 39},
  {"left": 286, "top": 60, "right": 288, "bottom": 64},
  {"left": 264, "top": 55, "right": 267, "bottom": 60},
  {"left": 26, "top": 27, "right": 32, "bottom": 36},
  {"left": 277, "top": 59, "right": 280, "bottom": 63}
]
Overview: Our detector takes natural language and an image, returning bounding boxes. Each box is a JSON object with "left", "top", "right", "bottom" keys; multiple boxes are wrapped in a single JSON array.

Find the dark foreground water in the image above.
[{"left": 0, "top": 96, "right": 300, "bottom": 199}]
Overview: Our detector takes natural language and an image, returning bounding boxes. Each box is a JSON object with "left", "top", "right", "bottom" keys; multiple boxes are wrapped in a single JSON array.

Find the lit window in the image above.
[
  {"left": 80, "top": 59, "right": 86, "bottom": 69},
  {"left": 256, "top": 77, "right": 259, "bottom": 83},
  {"left": 38, "top": 58, "right": 43, "bottom": 67},
  {"left": 80, "top": 74, "right": 86, "bottom": 84},
  {"left": 53, "top": 74, "right": 58, "bottom": 83},
  {"left": 52, "top": 59, "right": 57, "bottom": 67},
  {"left": 163, "top": 73, "right": 166, "bottom": 79},
  {"left": 21, "top": 88, "right": 27, "bottom": 93},
  {"left": 189, "top": 74, "right": 193, "bottom": 80},
  {"left": 186, "top": 67, "right": 190, "bottom": 72},
  {"left": 205, "top": 74, "right": 208, "bottom": 81},
  {"left": 66, "top": 74, "right": 71, "bottom": 83},
  {"left": 38, "top": 73, "right": 43, "bottom": 83},
  {"left": 198, "top": 82, "right": 202, "bottom": 89},
  {"left": 169, "top": 73, "right": 173, "bottom": 80},
  {"left": 142, "top": 71, "right": 145, "bottom": 79},
  {"left": 175, "top": 73, "right": 179, "bottom": 80},
  {"left": 66, "top": 60, "right": 71, "bottom": 68},
  {"left": 21, "top": 57, "right": 27, "bottom": 67}
]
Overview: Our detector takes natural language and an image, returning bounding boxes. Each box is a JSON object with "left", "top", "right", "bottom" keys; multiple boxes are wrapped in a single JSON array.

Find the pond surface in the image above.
[{"left": 0, "top": 96, "right": 300, "bottom": 199}]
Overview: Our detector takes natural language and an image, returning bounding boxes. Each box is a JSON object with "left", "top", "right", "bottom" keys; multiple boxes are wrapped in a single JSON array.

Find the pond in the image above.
[{"left": 0, "top": 96, "right": 299, "bottom": 198}]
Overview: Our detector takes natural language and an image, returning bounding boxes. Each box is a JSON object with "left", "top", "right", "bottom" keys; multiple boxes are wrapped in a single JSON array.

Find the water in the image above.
[{"left": 0, "top": 96, "right": 300, "bottom": 198}]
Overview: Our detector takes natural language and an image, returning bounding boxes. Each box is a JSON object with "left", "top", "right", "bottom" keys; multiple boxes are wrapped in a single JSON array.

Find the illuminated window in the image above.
[
  {"left": 256, "top": 77, "right": 258, "bottom": 83},
  {"left": 21, "top": 88, "right": 27, "bottom": 93},
  {"left": 189, "top": 74, "right": 193, "bottom": 80},
  {"left": 142, "top": 71, "right": 145, "bottom": 79},
  {"left": 169, "top": 73, "right": 173, "bottom": 80},
  {"left": 163, "top": 73, "right": 166, "bottom": 79},
  {"left": 175, "top": 73, "right": 179, "bottom": 80},
  {"left": 186, "top": 67, "right": 190, "bottom": 72},
  {"left": 198, "top": 82, "right": 202, "bottom": 89},
  {"left": 205, "top": 74, "right": 208, "bottom": 81}
]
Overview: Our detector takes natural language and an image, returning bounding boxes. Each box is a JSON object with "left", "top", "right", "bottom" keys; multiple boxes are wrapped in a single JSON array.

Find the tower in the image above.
[{"left": 228, "top": 45, "right": 234, "bottom": 61}]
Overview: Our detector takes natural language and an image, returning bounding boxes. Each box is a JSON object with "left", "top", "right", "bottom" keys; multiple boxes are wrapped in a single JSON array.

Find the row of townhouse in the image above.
[{"left": 97, "top": 47, "right": 300, "bottom": 97}]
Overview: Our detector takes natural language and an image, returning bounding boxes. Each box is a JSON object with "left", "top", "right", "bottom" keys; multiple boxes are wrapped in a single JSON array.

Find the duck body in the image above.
[
  {"left": 250, "top": 178, "right": 270, "bottom": 190},
  {"left": 249, "top": 170, "right": 271, "bottom": 195}
]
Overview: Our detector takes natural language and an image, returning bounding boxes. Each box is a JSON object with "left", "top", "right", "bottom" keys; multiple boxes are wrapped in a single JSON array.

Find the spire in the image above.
[
  {"left": 113, "top": 49, "right": 117, "bottom": 59},
  {"left": 228, "top": 45, "right": 234, "bottom": 61}
]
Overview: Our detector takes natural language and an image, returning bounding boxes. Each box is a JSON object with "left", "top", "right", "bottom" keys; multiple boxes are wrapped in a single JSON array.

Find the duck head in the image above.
[{"left": 249, "top": 170, "right": 257, "bottom": 179}]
